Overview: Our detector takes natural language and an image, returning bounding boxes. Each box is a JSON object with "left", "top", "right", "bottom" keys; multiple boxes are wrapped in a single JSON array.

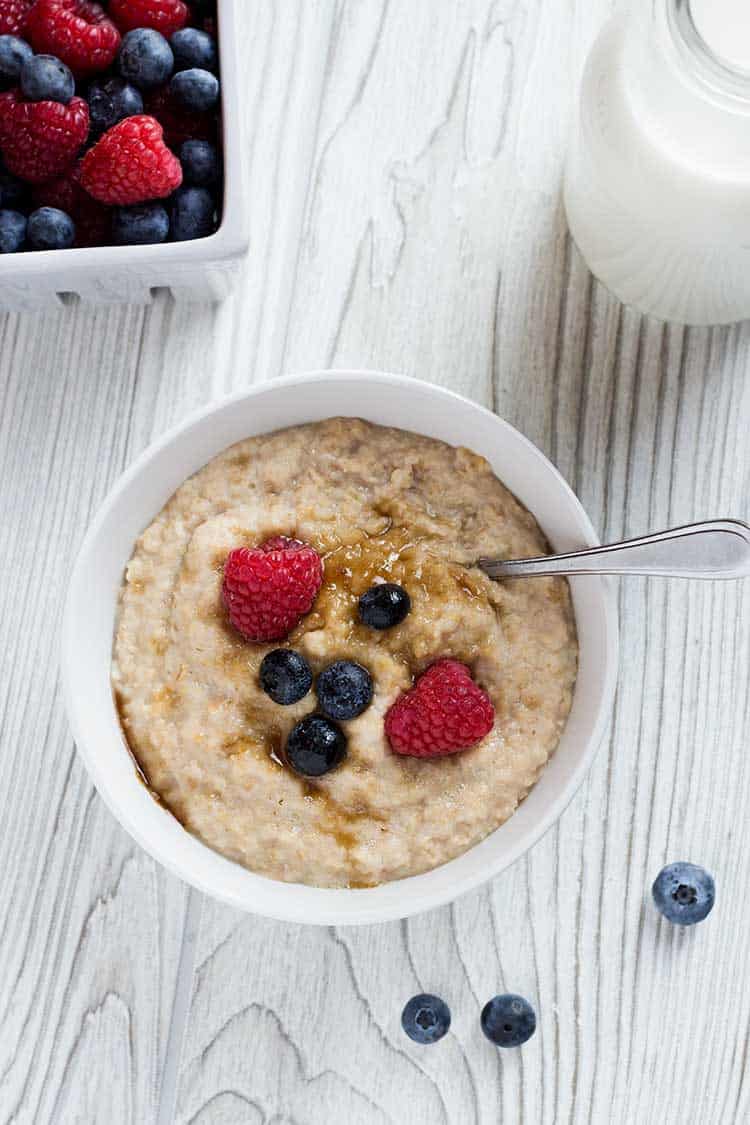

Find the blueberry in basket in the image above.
[{"left": 0, "top": 1, "right": 223, "bottom": 251}]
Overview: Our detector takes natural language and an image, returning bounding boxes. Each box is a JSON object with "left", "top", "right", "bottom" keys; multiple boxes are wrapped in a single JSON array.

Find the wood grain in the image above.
[{"left": 1, "top": 1, "right": 750, "bottom": 1122}]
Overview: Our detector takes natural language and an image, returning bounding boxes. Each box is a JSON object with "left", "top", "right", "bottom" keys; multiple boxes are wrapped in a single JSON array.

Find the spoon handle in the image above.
[{"left": 478, "top": 520, "right": 750, "bottom": 580}]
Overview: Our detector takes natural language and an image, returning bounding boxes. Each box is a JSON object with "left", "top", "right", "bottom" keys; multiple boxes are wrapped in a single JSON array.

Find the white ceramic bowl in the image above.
[
  {"left": 62, "top": 371, "right": 619, "bottom": 925},
  {"left": 0, "top": 0, "right": 247, "bottom": 311}
]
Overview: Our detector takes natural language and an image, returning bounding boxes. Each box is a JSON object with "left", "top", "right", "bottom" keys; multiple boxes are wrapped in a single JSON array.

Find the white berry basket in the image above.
[{"left": 0, "top": 0, "right": 248, "bottom": 310}]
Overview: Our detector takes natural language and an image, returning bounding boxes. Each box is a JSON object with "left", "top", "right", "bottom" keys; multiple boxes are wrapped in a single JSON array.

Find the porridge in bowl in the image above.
[{"left": 112, "top": 418, "right": 577, "bottom": 888}]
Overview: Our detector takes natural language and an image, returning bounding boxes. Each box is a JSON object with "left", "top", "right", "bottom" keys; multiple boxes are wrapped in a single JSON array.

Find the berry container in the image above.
[{"left": 0, "top": 0, "right": 247, "bottom": 310}]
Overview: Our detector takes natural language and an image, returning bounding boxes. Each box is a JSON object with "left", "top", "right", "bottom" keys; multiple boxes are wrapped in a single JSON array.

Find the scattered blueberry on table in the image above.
[
  {"left": 358, "top": 582, "right": 411, "bottom": 629},
  {"left": 259, "top": 649, "right": 313, "bottom": 706},
  {"left": 401, "top": 994, "right": 451, "bottom": 1045},
  {"left": 285, "top": 714, "right": 347, "bottom": 778},
  {"left": 652, "top": 862, "right": 715, "bottom": 926},
  {"left": 481, "top": 994, "right": 536, "bottom": 1048},
  {"left": 316, "top": 660, "right": 373, "bottom": 721},
  {"left": 0, "top": 0, "right": 222, "bottom": 251}
]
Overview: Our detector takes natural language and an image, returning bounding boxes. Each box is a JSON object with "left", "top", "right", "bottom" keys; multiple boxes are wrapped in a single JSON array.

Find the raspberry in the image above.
[
  {"left": 0, "top": 90, "right": 89, "bottom": 183},
  {"left": 385, "top": 659, "right": 495, "bottom": 758},
  {"left": 0, "top": 0, "right": 34, "bottom": 35},
  {"left": 32, "top": 165, "right": 111, "bottom": 246},
  {"left": 79, "top": 114, "right": 182, "bottom": 204},
  {"left": 144, "top": 84, "right": 216, "bottom": 150},
  {"left": 222, "top": 537, "right": 324, "bottom": 643},
  {"left": 27, "top": 0, "right": 121, "bottom": 78},
  {"left": 109, "top": 0, "right": 189, "bottom": 36}
]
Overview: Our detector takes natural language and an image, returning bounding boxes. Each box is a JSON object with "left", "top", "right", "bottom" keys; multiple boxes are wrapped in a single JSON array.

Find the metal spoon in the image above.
[{"left": 477, "top": 520, "right": 750, "bottom": 580}]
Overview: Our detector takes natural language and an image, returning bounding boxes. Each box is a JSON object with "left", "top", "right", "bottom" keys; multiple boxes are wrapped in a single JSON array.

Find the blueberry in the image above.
[
  {"left": 401, "top": 995, "right": 451, "bottom": 1045},
  {"left": 260, "top": 649, "right": 313, "bottom": 705},
  {"left": 20, "top": 54, "right": 75, "bottom": 105},
  {"left": 179, "top": 139, "right": 220, "bottom": 186},
  {"left": 169, "top": 67, "right": 219, "bottom": 112},
  {"left": 170, "top": 186, "right": 215, "bottom": 241},
  {"left": 171, "top": 27, "right": 217, "bottom": 73},
  {"left": 87, "top": 76, "right": 143, "bottom": 134},
  {"left": 0, "top": 35, "right": 33, "bottom": 84},
  {"left": 358, "top": 583, "right": 411, "bottom": 630},
  {"left": 481, "top": 994, "right": 536, "bottom": 1048},
  {"left": 118, "top": 28, "right": 174, "bottom": 90},
  {"left": 285, "top": 715, "right": 347, "bottom": 777},
  {"left": 0, "top": 209, "right": 26, "bottom": 252},
  {"left": 27, "top": 207, "right": 75, "bottom": 250},
  {"left": 112, "top": 203, "right": 170, "bottom": 245},
  {"left": 316, "top": 661, "right": 373, "bottom": 721},
  {"left": 652, "top": 862, "right": 715, "bottom": 925}
]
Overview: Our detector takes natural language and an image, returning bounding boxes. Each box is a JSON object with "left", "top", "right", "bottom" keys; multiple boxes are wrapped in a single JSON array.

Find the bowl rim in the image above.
[{"left": 61, "top": 370, "right": 619, "bottom": 925}]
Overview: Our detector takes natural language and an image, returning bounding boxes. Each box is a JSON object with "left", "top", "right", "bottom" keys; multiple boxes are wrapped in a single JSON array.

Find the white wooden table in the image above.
[{"left": 2, "top": 3, "right": 750, "bottom": 1122}]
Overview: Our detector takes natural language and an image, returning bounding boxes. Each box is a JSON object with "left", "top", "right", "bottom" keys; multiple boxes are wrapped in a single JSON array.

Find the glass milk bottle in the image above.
[{"left": 565, "top": 0, "right": 750, "bottom": 325}]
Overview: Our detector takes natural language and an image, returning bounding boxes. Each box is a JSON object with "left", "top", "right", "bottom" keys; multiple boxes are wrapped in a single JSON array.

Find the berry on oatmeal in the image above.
[
  {"left": 0, "top": 89, "right": 89, "bottom": 182},
  {"left": 358, "top": 582, "right": 411, "bottom": 630},
  {"left": 222, "top": 537, "right": 324, "bottom": 644},
  {"left": 285, "top": 714, "right": 347, "bottom": 778},
  {"left": 316, "top": 661, "right": 373, "bottom": 721},
  {"left": 79, "top": 113, "right": 181, "bottom": 204},
  {"left": 27, "top": 204, "right": 75, "bottom": 248},
  {"left": 385, "top": 658, "right": 495, "bottom": 758},
  {"left": 27, "top": 0, "right": 121, "bottom": 78},
  {"left": 259, "top": 649, "right": 313, "bottom": 706},
  {"left": 20, "top": 53, "right": 75, "bottom": 104},
  {"left": 109, "top": 0, "right": 189, "bottom": 37}
]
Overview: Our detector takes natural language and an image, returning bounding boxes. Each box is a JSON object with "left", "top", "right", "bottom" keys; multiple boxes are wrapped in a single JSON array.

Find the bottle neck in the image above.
[{"left": 662, "top": 0, "right": 750, "bottom": 110}]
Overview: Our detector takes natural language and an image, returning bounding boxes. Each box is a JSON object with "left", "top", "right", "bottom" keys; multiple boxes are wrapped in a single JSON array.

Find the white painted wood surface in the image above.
[{"left": 2, "top": 2, "right": 750, "bottom": 1122}]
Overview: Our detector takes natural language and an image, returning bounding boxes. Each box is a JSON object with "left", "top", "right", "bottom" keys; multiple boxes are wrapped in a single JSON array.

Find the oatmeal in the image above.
[{"left": 112, "top": 419, "right": 577, "bottom": 888}]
